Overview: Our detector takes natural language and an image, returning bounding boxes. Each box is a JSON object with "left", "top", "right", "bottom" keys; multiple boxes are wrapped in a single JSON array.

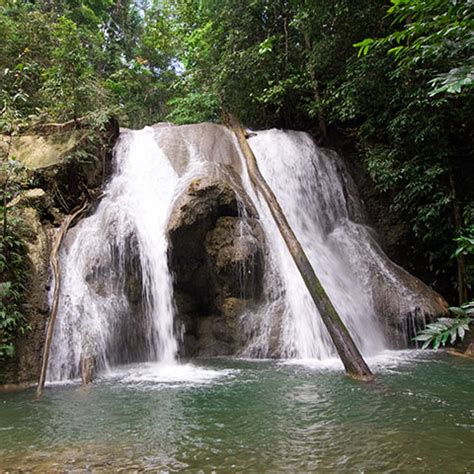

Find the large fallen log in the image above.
[
  {"left": 226, "top": 114, "right": 374, "bottom": 381},
  {"left": 36, "top": 203, "right": 88, "bottom": 396}
]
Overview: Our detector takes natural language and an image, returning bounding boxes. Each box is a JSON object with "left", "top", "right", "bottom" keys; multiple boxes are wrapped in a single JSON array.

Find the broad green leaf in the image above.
[
  {"left": 413, "top": 334, "right": 432, "bottom": 341},
  {"left": 421, "top": 339, "right": 433, "bottom": 350}
]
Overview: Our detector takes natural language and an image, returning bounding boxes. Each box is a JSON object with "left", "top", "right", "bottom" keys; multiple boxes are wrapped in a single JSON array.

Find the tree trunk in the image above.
[
  {"left": 36, "top": 203, "right": 88, "bottom": 396},
  {"left": 226, "top": 114, "right": 374, "bottom": 381},
  {"left": 313, "top": 80, "right": 327, "bottom": 142}
]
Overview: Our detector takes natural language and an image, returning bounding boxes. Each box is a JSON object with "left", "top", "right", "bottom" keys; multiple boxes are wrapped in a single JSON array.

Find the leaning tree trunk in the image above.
[
  {"left": 226, "top": 114, "right": 374, "bottom": 381},
  {"left": 36, "top": 203, "right": 88, "bottom": 396}
]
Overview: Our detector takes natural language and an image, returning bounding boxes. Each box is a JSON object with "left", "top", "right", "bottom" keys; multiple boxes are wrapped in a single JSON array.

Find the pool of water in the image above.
[{"left": 1, "top": 351, "right": 473, "bottom": 471}]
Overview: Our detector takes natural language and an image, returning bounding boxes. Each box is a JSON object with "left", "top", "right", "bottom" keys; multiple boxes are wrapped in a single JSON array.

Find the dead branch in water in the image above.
[{"left": 36, "top": 202, "right": 88, "bottom": 397}]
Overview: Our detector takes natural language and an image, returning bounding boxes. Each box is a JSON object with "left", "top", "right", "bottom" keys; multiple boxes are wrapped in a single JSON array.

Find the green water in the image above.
[{"left": 1, "top": 351, "right": 473, "bottom": 472}]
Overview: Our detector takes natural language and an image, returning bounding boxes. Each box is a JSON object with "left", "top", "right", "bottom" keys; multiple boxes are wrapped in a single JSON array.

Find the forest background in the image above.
[{"left": 1, "top": 0, "right": 473, "bottom": 313}]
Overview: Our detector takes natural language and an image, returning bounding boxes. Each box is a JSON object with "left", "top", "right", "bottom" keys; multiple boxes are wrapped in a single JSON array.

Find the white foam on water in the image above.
[
  {"left": 280, "top": 350, "right": 430, "bottom": 373},
  {"left": 104, "top": 362, "right": 239, "bottom": 388}
]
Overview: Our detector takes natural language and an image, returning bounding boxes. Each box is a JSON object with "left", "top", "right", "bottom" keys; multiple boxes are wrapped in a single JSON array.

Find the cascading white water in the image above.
[
  {"left": 48, "top": 127, "right": 180, "bottom": 380},
  {"left": 238, "top": 130, "right": 386, "bottom": 359},
  {"left": 48, "top": 123, "right": 442, "bottom": 381}
]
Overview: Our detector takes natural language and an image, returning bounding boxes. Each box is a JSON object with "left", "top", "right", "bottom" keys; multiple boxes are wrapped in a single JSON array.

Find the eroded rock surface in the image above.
[{"left": 167, "top": 175, "right": 265, "bottom": 357}]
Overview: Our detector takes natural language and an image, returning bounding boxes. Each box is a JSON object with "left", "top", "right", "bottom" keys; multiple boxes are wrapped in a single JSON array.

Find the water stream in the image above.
[
  {"left": 240, "top": 130, "right": 386, "bottom": 358},
  {"left": 48, "top": 128, "right": 180, "bottom": 380}
]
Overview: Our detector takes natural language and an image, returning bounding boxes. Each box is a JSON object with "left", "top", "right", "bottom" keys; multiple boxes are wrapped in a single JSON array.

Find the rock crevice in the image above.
[{"left": 167, "top": 175, "right": 265, "bottom": 357}]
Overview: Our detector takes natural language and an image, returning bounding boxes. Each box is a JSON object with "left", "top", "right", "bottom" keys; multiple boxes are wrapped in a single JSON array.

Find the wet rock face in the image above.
[
  {"left": 82, "top": 234, "right": 154, "bottom": 367},
  {"left": 372, "top": 267, "right": 449, "bottom": 348},
  {"left": 167, "top": 176, "right": 265, "bottom": 357}
]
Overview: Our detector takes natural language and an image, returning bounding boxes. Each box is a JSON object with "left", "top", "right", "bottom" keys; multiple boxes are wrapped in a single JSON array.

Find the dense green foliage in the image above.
[
  {"left": 0, "top": 230, "right": 29, "bottom": 361},
  {"left": 355, "top": 0, "right": 473, "bottom": 96},
  {"left": 0, "top": 156, "right": 29, "bottom": 362},
  {"left": 0, "top": 119, "right": 30, "bottom": 363},
  {"left": 165, "top": 1, "right": 390, "bottom": 129},
  {"left": 352, "top": 0, "right": 474, "bottom": 302},
  {"left": 0, "top": 0, "right": 176, "bottom": 128},
  {"left": 1, "top": 0, "right": 472, "bottom": 308}
]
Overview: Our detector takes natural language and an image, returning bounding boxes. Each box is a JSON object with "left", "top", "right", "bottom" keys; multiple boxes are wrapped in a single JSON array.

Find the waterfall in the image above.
[
  {"left": 239, "top": 130, "right": 386, "bottom": 358},
  {"left": 48, "top": 123, "right": 442, "bottom": 381},
  {"left": 48, "top": 128, "right": 180, "bottom": 380}
]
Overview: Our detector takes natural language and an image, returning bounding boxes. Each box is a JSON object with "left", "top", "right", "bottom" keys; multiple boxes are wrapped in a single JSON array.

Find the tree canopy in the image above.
[{"left": 1, "top": 0, "right": 473, "bottom": 303}]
